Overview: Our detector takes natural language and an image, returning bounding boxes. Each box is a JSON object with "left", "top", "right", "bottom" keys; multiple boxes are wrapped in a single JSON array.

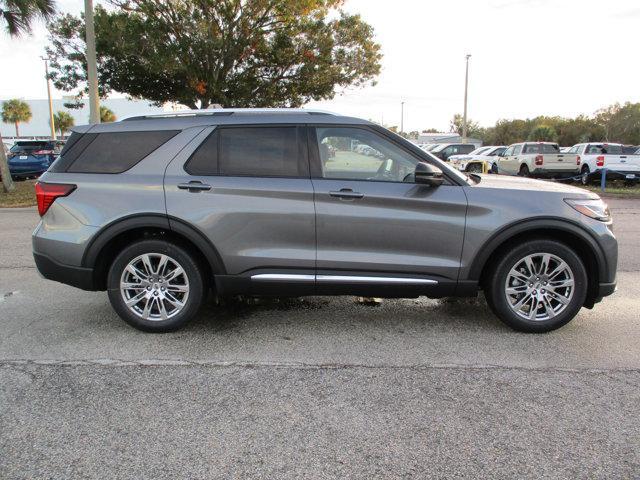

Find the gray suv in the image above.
[{"left": 32, "top": 109, "right": 617, "bottom": 333}]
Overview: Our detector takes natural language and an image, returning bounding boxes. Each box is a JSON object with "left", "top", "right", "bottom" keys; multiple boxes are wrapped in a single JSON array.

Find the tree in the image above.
[
  {"left": 528, "top": 124, "right": 558, "bottom": 142},
  {"left": 449, "top": 113, "right": 484, "bottom": 140},
  {"left": 99, "top": 106, "right": 116, "bottom": 122},
  {"left": 46, "top": 0, "right": 382, "bottom": 109},
  {"left": 2, "top": 99, "right": 32, "bottom": 137},
  {"left": 0, "top": 0, "right": 56, "bottom": 193},
  {"left": 1, "top": 0, "right": 55, "bottom": 35},
  {"left": 595, "top": 102, "right": 640, "bottom": 144},
  {"left": 53, "top": 110, "right": 74, "bottom": 137}
]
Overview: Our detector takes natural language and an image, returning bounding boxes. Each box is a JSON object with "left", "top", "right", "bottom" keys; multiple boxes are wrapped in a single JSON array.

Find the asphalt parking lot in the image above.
[{"left": 1, "top": 198, "right": 639, "bottom": 479}]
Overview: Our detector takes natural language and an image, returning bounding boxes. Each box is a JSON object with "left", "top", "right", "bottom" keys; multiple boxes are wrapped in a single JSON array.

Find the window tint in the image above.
[
  {"left": 66, "top": 130, "right": 179, "bottom": 173},
  {"left": 523, "top": 144, "right": 540, "bottom": 154},
  {"left": 460, "top": 145, "right": 475, "bottom": 154},
  {"left": 541, "top": 144, "right": 560, "bottom": 154},
  {"left": 185, "top": 131, "right": 218, "bottom": 175},
  {"left": 513, "top": 145, "right": 523, "bottom": 155},
  {"left": 218, "top": 127, "right": 300, "bottom": 177},
  {"left": 315, "top": 127, "right": 419, "bottom": 182}
]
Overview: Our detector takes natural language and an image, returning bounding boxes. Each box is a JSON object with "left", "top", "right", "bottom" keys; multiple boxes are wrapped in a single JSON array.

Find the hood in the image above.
[{"left": 470, "top": 174, "right": 597, "bottom": 198}]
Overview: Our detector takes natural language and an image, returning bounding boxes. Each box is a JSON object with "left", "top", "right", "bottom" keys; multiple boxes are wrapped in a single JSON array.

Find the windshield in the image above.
[
  {"left": 10, "top": 142, "right": 53, "bottom": 154},
  {"left": 469, "top": 147, "right": 490, "bottom": 155}
]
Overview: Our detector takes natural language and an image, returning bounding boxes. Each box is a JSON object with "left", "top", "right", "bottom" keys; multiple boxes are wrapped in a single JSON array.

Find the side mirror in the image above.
[{"left": 415, "top": 162, "right": 444, "bottom": 187}]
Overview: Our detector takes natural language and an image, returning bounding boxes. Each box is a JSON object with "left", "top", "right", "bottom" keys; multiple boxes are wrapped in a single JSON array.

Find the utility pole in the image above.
[
  {"left": 400, "top": 101, "right": 405, "bottom": 135},
  {"left": 85, "top": 0, "right": 100, "bottom": 124},
  {"left": 42, "top": 56, "right": 56, "bottom": 139},
  {"left": 462, "top": 54, "right": 471, "bottom": 143}
]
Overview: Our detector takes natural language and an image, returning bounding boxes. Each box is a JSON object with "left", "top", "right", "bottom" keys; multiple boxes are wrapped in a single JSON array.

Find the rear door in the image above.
[
  {"left": 309, "top": 125, "right": 467, "bottom": 294},
  {"left": 164, "top": 125, "right": 316, "bottom": 283}
]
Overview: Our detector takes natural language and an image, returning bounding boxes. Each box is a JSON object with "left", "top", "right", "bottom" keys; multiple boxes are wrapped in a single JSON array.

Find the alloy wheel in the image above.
[
  {"left": 504, "top": 253, "right": 574, "bottom": 321},
  {"left": 120, "top": 253, "right": 190, "bottom": 321}
]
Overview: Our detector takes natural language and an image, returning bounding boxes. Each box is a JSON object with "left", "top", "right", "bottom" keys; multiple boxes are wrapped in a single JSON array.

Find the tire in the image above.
[
  {"left": 490, "top": 163, "right": 499, "bottom": 174},
  {"left": 580, "top": 165, "right": 591, "bottom": 185},
  {"left": 484, "top": 239, "right": 588, "bottom": 333},
  {"left": 518, "top": 164, "right": 530, "bottom": 177},
  {"left": 467, "top": 163, "right": 483, "bottom": 173},
  {"left": 107, "top": 239, "right": 205, "bottom": 332}
]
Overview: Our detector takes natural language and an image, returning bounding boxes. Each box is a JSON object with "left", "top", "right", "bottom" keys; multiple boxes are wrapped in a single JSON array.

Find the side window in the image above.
[
  {"left": 315, "top": 127, "right": 419, "bottom": 182},
  {"left": 491, "top": 147, "right": 506, "bottom": 156},
  {"left": 567, "top": 146, "right": 578, "bottom": 154},
  {"left": 513, "top": 145, "right": 523, "bottom": 155},
  {"left": 185, "top": 131, "right": 218, "bottom": 175},
  {"left": 461, "top": 145, "right": 475, "bottom": 154},
  {"left": 219, "top": 127, "right": 301, "bottom": 177},
  {"left": 502, "top": 146, "right": 514, "bottom": 157},
  {"left": 66, "top": 130, "right": 179, "bottom": 174}
]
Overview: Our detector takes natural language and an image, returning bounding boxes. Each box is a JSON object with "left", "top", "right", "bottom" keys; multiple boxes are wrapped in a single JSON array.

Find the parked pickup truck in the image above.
[
  {"left": 495, "top": 142, "right": 580, "bottom": 178},
  {"left": 567, "top": 143, "right": 640, "bottom": 185}
]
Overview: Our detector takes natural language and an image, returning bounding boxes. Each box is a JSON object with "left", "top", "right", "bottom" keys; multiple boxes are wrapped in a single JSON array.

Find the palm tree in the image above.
[
  {"left": 0, "top": 0, "right": 56, "bottom": 193},
  {"left": 53, "top": 110, "right": 74, "bottom": 137},
  {"left": 1, "top": 0, "right": 55, "bottom": 35},
  {"left": 2, "top": 99, "right": 32, "bottom": 137},
  {"left": 100, "top": 106, "right": 116, "bottom": 123}
]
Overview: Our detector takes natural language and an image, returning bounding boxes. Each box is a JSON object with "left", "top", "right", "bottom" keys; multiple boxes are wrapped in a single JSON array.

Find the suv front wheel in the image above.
[
  {"left": 107, "top": 239, "right": 205, "bottom": 332},
  {"left": 485, "top": 239, "right": 588, "bottom": 333}
]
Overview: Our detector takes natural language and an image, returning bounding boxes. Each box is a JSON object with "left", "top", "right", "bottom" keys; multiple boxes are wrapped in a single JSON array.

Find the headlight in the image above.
[{"left": 565, "top": 198, "right": 611, "bottom": 222}]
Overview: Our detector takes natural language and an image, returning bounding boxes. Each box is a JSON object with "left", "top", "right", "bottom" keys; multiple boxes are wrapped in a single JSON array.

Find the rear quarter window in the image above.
[{"left": 52, "top": 130, "right": 179, "bottom": 174}]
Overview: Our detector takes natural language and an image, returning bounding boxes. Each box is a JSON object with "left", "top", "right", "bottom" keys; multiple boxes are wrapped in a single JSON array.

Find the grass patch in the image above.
[
  {"left": 580, "top": 182, "right": 640, "bottom": 197},
  {"left": 0, "top": 180, "right": 37, "bottom": 207}
]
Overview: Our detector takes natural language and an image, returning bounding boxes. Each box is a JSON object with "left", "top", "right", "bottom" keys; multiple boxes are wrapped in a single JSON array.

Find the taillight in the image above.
[
  {"left": 35, "top": 182, "right": 76, "bottom": 216},
  {"left": 576, "top": 155, "right": 581, "bottom": 165},
  {"left": 535, "top": 155, "right": 544, "bottom": 166},
  {"left": 596, "top": 155, "right": 605, "bottom": 167}
]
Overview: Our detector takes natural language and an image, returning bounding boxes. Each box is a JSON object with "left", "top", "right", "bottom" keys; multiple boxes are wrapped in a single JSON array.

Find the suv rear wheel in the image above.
[
  {"left": 107, "top": 239, "right": 205, "bottom": 332},
  {"left": 518, "top": 164, "right": 530, "bottom": 177},
  {"left": 485, "top": 239, "right": 587, "bottom": 333}
]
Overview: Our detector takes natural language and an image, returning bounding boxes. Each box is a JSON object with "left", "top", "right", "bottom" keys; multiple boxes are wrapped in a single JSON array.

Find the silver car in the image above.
[{"left": 32, "top": 109, "right": 617, "bottom": 333}]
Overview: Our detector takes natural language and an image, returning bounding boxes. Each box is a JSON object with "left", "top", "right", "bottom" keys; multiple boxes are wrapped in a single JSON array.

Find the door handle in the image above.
[
  {"left": 329, "top": 189, "right": 364, "bottom": 200},
  {"left": 178, "top": 181, "right": 212, "bottom": 192}
]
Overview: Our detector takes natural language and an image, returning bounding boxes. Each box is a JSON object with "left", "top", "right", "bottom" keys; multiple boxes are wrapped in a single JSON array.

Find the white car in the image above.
[
  {"left": 448, "top": 146, "right": 507, "bottom": 173},
  {"left": 567, "top": 143, "right": 640, "bottom": 184}
]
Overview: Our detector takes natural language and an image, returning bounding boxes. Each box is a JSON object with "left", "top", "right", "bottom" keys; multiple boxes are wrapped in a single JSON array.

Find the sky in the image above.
[{"left": 1, "top": 0, "right": 639, "bottom": 132}]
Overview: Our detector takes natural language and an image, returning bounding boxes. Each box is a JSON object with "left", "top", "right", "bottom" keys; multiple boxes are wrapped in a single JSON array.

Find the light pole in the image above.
[
  {"left": 85, "top": 0, "right": 100, "bottom": 124},
  {"left": 400, "top": 101, "right": 405, "bottom": 135},
  {"left": 41, "top": 56, "right": 56, "bottom": 139},
  {"left": 462, "top": 54, "right": 471, "bottom": 143}
]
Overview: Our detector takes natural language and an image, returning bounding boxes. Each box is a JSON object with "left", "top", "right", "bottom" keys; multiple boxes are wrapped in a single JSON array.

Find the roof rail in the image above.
[{"left": 122, "top": 108, "right": 337, "bottom": 121}]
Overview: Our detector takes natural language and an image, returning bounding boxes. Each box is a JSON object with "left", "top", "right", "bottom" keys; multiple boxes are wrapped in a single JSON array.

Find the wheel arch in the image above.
[
  {"left": 83, "top": 214, "right": 226, "bottom": 291},
  {"left": 471, "top": 219, "right": 609, "bottom": 307}
]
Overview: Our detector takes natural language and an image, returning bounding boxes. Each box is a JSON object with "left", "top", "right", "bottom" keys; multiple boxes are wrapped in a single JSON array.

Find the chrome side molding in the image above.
[
  {"left": 251, "top": 274, "right": 437, "bottom": 285},
  {"left": 250, "top": 274, "right": 315, "bottom": 282},
  {"left": 316, "top": 275, "right": 437, "bottom": 285}
]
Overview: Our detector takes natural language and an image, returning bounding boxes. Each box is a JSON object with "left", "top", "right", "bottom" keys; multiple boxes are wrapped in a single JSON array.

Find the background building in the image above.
[
  {"left": 0, "top": 97, "right": 177, "bottom": 138},
  {"left": 416, "top": 132, "right": 482, "bottom": 147}
]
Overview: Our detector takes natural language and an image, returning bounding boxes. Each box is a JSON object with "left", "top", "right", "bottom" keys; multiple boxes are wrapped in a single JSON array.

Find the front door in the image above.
[{"left": 309, "top": 126, "right": 467, "bottom": 294}]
